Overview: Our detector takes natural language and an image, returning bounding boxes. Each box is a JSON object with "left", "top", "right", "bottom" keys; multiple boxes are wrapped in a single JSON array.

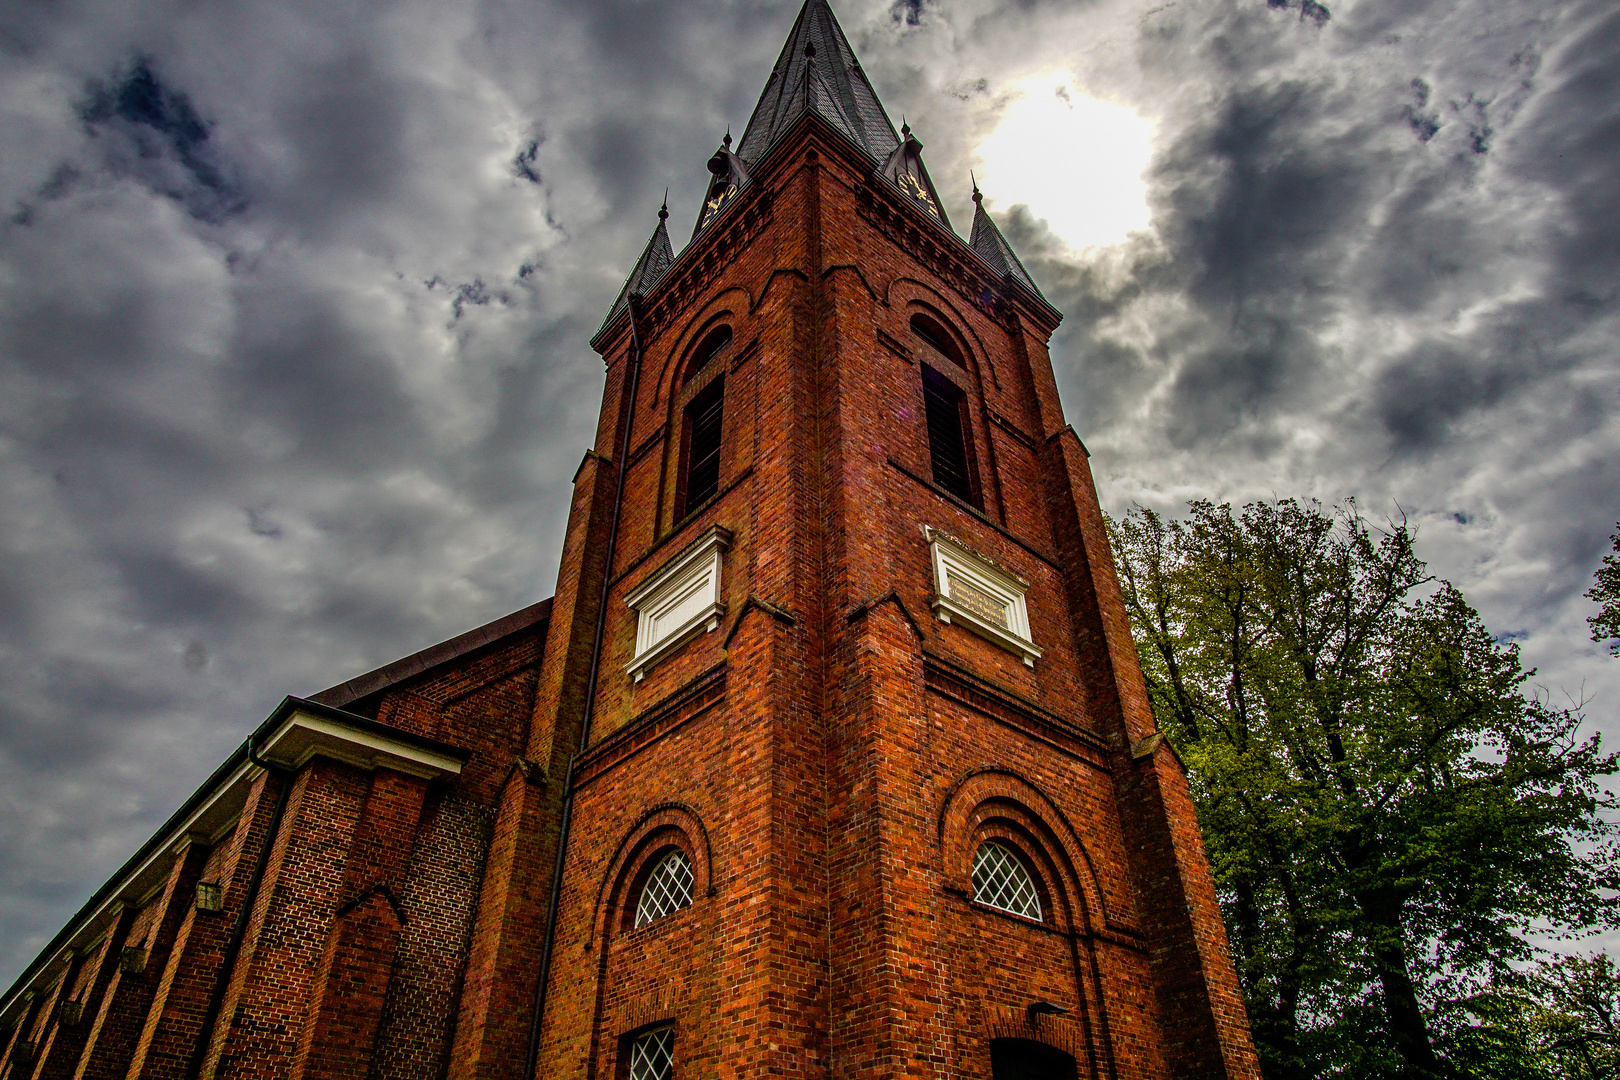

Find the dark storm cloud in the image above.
[
  {"left": 228, "top": 289, "right": 423, "bottom": 467},
  {"left": 1516, "top": 6, "right": 1620, "bottom": 283},
  {"left": 54, "top": 59, "right": 245, "bottom": 223},
  {"left": 573, "top": 117, "right": 655, "bottom": 218},
  {"left": 1, "top": 0, "right": 1618, "bottom": 985},
  {"left": 1159, "top": 81, "right": 1376, "bottom": 317},
  {"left": 273, "top": 50, "right": 412, "bottom": 231}
]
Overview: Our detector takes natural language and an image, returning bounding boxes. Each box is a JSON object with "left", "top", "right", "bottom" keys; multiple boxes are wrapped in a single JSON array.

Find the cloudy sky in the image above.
[{"left": 1, "top": 0, "right": 1616, "bottom": 983}]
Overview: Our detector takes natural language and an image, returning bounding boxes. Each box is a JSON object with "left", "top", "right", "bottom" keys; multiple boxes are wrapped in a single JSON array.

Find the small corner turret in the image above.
[
  {"left": 969, "top": 176, "right": 1047, "bottom": 303},
  {"left": 596, "top": 199, "right": 675, "bottom": 344}
]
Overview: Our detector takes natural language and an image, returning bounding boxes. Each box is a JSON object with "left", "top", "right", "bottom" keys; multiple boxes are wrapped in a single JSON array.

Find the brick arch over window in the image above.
[
  {"left": 883, "top": 278, "right": 1001, "bottom": 391},
  {"left": 679, "top": 323, "right": 733, "bottom": 387},
  {"left": 983, "top": 1007, "right": 1089, "bottom": 1073},
  {"left": 910, "top": 311, "right": 966, "bottom": 369},
  {"left": 589, "top": 804, "right": 714, "bottom": 948},
  {"left": 936, "top": 768, "right": 1112, "bottom": 936},
  {"left": 650, "top": 288, "right": 752, "bottom": 407}
]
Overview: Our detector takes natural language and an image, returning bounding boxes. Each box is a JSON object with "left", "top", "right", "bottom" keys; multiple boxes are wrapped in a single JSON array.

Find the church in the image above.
[{"left": 0, "top": 2, "right": 1260, "bottom": 1077}]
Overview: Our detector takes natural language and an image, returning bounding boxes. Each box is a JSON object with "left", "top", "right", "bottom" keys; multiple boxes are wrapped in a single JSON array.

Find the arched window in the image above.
[
  {"left": 634, "top": 849, "right": 694, "bottom": 927},
  {"left": 911, "top": 313, "right": 964, "bottom": 368},
  {"left": 682, "top": 325, "right": 732, "bottom": 385},
  {"left": 972, "top": 841, "right": 1042, "bottom": 920},
  {"left": 627, "top": 1027, "right": 675, "bottom": 1080},
  {"left": 990, "top": 1038, "right": 1077, "bottom": 1080}
]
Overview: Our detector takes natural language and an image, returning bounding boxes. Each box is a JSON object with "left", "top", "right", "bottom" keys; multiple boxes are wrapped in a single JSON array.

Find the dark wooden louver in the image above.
[
  {"left": 683, "top": 378, "right": 725, "bottom": 513},
  {"left": 923, "top": 366, "right": 973, "bottom": 504}
]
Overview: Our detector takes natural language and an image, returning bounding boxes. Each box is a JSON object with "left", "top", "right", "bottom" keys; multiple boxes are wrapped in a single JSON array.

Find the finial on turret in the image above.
[
  {"left": 659, "top": 190, "right": 669, "bottom": 220},
  {"left": 723, "top": 127, "right": 732, "bottom": 149},
  {"left": 971, "top": 171, "right": 982, "bottom": 204},
  {"left": 901, "top": 117, "right": 910, "bottom": 138}
]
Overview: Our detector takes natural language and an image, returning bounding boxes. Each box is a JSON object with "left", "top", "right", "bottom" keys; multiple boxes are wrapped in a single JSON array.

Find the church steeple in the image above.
[
  {"left": 969, "top": 179, "right": 1047, "bottom": 302},
  {"left": 733, "top": 0, "right": 901, "bottom": 167},
  {"left": 601, "top": 200, "right": 675, "bottom": 332}
]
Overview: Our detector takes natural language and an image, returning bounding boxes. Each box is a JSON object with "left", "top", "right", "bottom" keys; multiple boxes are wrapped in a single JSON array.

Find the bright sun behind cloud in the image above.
[{"left": 975, "top": 76, "right": 1155, "bottom": 254}]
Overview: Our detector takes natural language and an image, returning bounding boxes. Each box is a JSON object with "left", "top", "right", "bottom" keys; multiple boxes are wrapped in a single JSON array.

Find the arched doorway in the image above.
[{"left": 989, "top": 1037, "right": 1079, "bottom": 1080}]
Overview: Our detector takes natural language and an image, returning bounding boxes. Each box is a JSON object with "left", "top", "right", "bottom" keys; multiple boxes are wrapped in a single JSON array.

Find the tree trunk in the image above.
[{"left": 1357, "top": 890, "right": 1444, "bottom": 1078}]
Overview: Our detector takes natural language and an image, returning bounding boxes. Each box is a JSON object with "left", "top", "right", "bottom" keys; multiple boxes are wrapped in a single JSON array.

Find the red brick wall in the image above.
[{"left": 528, "top": 118, "right": 1260, "bottom": 1080}]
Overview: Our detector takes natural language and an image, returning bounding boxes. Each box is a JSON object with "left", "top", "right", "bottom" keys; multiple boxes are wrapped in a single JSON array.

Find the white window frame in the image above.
[
  {"left": 624, "top": 525, "right": 731, "bottom": 682},
  {"left": 925, "top": 526, "right": 1042, "bottom": 667}
]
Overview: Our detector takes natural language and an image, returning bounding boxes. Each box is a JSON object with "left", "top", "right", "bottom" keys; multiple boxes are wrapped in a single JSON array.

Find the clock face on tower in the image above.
[
  {"left": 899, "top": 172, "right": 939, "bottom": 217},
  {"left": 697, "top": 182, "right": 738, "bottom": 234},
  {"left": 706, "top": 184, "right": 736, "bottom": 217}
]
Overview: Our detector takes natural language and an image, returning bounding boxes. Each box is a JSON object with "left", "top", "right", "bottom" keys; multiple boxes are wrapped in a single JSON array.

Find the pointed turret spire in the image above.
[
  {"left": 601, "top": 201, "right": 675, "bottom": 332},
  {"left": 734, "top": 0, "right": 900, "bottom": 167},
  {"left": 969, "top": 183, "right": 1046, "bottom": 302}
]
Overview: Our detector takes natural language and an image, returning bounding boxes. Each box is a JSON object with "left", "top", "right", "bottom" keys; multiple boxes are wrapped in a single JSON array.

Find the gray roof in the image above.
[
  {"left": 735, "top": 0, "right": 900, "bottom": 168},
  {"left": 969, "top": 194, "right": 1046, "bottom": 302},
  {"left": 601, "top": 210, "right": 675, "bottom": 333}
]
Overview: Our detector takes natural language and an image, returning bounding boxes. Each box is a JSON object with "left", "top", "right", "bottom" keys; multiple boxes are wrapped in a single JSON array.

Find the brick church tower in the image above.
[{"left": 0, "top": 3, "right": 1259, "bottom": 1079}]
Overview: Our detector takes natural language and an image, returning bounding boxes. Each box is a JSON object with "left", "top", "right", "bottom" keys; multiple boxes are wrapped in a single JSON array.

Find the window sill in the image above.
[
  {"left": 931, "top": 595, "right": 1041, "bottom": 667},
  {"left": 967, "top": 897, "right": 1051, "bottom": 932},
  {"left": 625, "top": 608, "right": 725, "bottom": 683}
]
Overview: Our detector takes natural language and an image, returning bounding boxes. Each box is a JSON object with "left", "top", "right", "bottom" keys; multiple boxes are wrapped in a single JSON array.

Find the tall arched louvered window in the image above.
[
  {"left": 972, "top": 841, "right": 1042, "bottom": 921},
  {"left": 634, "top": 849, "right": 694, "bottom": 927},
  {"left": 677, "top": 376, "right": 724, "bottom": 518}
]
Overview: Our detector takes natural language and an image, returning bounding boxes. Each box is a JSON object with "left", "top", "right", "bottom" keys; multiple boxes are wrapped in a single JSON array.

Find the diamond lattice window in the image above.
[
  {"left": 628, "top": 1028, "right": 674, "bottom": 1080},
  {"left": 635, "top": 849, "right": 694, "bottom": 927},
  {"left": 972, "top": 841, "right": 1042, "bottom": 921}
]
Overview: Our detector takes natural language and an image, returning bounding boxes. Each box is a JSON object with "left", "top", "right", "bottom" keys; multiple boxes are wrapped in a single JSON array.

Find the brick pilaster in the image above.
[
  {"left": 23, "top": 950, "right": 84, "bottom": 1080},
  {"left": 289, "top": 767, "right": 429, "bottom": 1080},
  {"left": 68, "top": 904, "right": 139, "bottom": 1080},
  {"left": 1043, "top": 426, "right": 1259, "bottom": 1079},
  {"left": 36, "top": 919, "right": 125, "bottom": 1080},
  {"left": 79, "top": 836, "right": 209, "bottom": 1080},
  {"left": 0, "top": 992, "right": 44, "bottom": 1079}
]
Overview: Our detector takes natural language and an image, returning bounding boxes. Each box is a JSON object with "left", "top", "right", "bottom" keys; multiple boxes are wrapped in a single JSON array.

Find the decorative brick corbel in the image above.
[
  {"left": 721, "top": 594, "right": 798, "bottom": 649},
  {"left": 845, "top": 588, "right": 924, "bottom": 640},
  {"left": 505, "top": 756, "right": 549, "bottom": 789}
]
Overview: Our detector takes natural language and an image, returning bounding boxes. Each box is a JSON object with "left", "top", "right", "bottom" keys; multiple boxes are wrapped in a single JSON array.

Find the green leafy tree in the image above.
[
  {"left": 1108, "top": 499, "right": 1618, "bottom": 1079},
  {"left": 1432, "top": 952, "right": 1619, "bottom": 1079},
  {"left": 1591, "top": 526, "right": 1620, "bottom": 656},
  {"left": 1533, "top": 952, "right": 1620, "bottom": 1078}
]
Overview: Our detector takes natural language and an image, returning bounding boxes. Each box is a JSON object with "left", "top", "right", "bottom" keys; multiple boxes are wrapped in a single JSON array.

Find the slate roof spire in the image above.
[
  {"left": 602, "top": 199, "right": 675, "bottom": 331},
  {"left": 968, "top": 179, "right": 1046, "bottom": 302},
  {"left": 734, "top": 0, "right": 901, "bottom": 167}
]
